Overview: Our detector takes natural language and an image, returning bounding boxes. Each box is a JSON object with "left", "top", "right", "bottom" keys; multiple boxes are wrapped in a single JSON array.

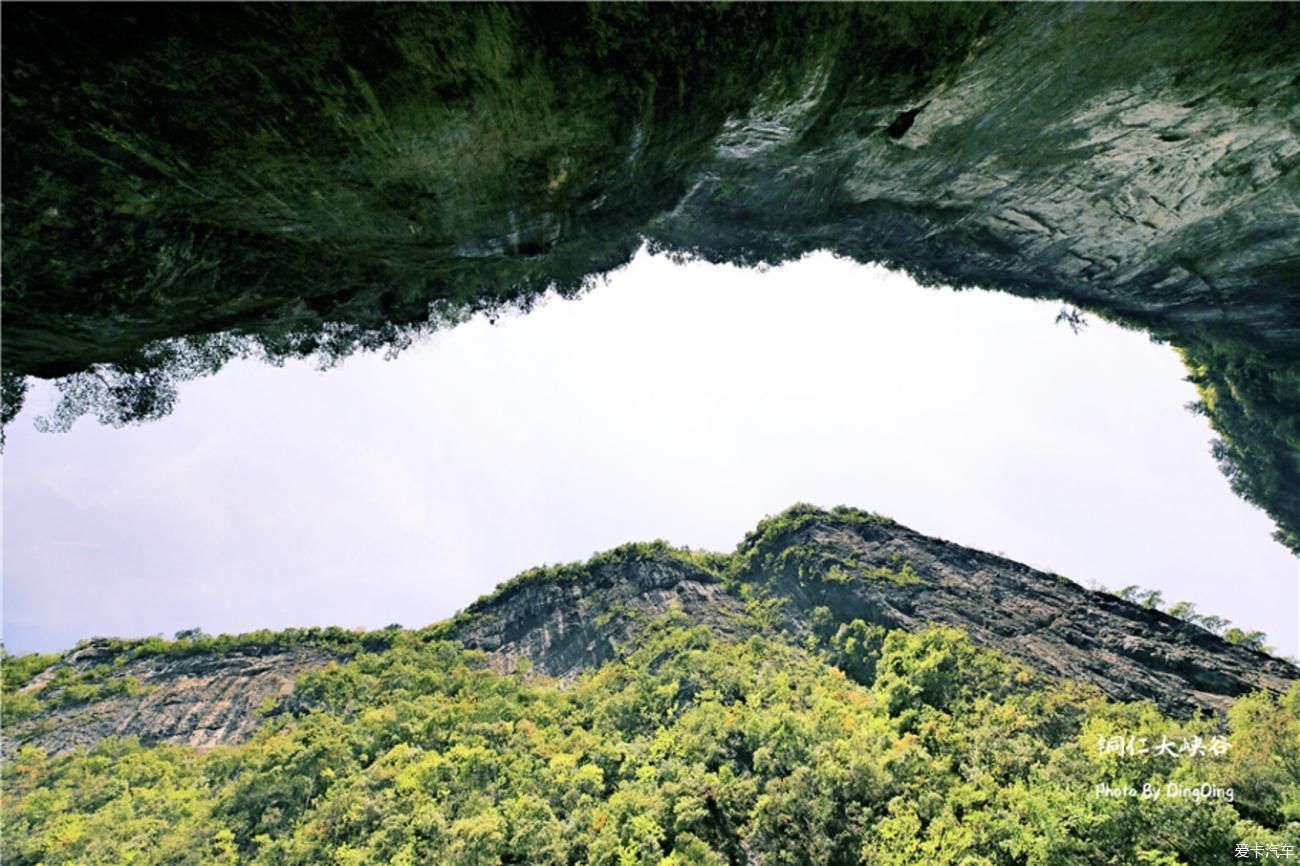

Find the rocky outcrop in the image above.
[
  {"left": 3, "top": 5, "right": 1297, "bottom": 547},
  {"left": 2, "top": 643, "right": 334, "bottom": 759},
  {"left": 737, "top": 511, "right": 1298, "bottom": 717},
  {"left": 4, "top": 509, "right": 1295, "bottom": 755},
  {"left": 451, "top": 554, "right": 747, "bottom": 679},
  {"left": 452, "top": 509, "right": 1298, "bottom": 718}
]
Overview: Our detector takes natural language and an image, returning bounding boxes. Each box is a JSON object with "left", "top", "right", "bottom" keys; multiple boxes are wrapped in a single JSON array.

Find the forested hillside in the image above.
[
  {"left": 3, "top": 507, "right": 1297, "bottom": 865},
  {"left": 4, "top": 621, "right": 1298, "bottom": 865}
]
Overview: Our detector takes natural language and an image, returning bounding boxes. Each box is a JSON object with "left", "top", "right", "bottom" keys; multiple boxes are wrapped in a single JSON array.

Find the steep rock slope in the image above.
[
  {"left": 448, "top": 549, "right": 746, "bottom": 678},
  {"left": 3, "top": 4, "right": 1297, "bottom": 548},
  {"left": 448, "top": 509, "right": 1296, "bottom": 718},
  {"left": 4, "top": 507, "right": 1296, "bottom": 758},
  {"left": 2, "top": 643, "right": 335, "bottom": 760},
  {"left": 721, "top": 508, "right": 1297, "bottom": 717}
]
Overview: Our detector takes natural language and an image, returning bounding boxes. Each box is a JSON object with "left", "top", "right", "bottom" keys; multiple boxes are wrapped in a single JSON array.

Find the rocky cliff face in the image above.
[
  {"left": 3, "top": 4, "right": 1297, "bottom": 548},
  {"left": 5, "top": 508, "right": 1296, "bottom": 756},
  {"left": 448, "top": 509, "right": 1296, "bottom": 718},
  {"left": 451, "top": 552, "right": 747, "bottom": 679},
  {"left": 2, "top": 644, "right": 335, "bottom": 760},
  {"left": 727, "top": 509, "right": 1298, "bottom": 717}
]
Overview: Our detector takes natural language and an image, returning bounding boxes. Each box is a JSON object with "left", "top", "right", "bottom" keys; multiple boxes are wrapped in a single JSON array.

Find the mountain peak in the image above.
[
  {"left": 449, "top": 504, "right": 1297, "bottom": 717},
  {"left": 4, "top": 505, "right": 1294, "bottom": 760}
]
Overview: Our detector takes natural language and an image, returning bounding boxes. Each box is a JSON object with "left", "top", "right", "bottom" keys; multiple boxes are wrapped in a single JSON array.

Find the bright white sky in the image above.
[{"left": 3, "top": 249, "right": 1296, "bottom": 657}]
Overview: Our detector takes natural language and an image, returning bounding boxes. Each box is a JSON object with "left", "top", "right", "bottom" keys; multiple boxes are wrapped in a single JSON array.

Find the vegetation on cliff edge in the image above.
[{"left": 3, "top": 619, "right": 1297, "bottom": 866}]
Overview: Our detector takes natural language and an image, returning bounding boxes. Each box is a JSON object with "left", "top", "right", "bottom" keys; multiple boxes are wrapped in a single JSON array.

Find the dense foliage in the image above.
[
  {"left": 4, "top": 615, "right": 1296, "bottom": 865},
  {"left": 1106, "top": 584, "right": 1275, "bottom": 655},
  {"left": 3, "top": 3, "right": 1000, "bottom": 408},
  {"left": 5, "top": 3, "right": 1296, "bottom": 553},
  {"left": 1177, "top": 337, "right": 1300, "bottom": 554}
]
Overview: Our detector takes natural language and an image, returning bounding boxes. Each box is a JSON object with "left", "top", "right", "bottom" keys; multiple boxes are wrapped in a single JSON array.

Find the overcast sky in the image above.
[{"left": 3, "top": 249, "right": 1296, "bottom": 657}]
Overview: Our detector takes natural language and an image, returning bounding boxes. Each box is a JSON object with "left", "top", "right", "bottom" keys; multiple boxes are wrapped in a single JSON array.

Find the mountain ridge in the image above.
[
  {"left": 4, "top": 505, "right": 1293, "bottom": 761},
  {"left": 447, "top": 505, "right": 1296, "bottom": 717}
]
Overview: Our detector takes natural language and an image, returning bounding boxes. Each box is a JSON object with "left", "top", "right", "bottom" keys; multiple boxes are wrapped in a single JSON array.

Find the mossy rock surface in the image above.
[{"left": 3, "top": 4, "right": 1298, "bottom": 548}]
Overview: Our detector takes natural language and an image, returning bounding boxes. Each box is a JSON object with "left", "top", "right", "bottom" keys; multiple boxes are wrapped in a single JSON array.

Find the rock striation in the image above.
[
  {"left": 451, "top": 553, "right": 747, "bottom": 679},
  {"left": 2, "top": 4, "right": 1297, "bottom": 548},
  {"left": 4, "top": 507, "right": 1296, "bottom": 757},
  {"left": 448, "top": 508, "right": 1296, "bottom": 718},
  {"left": 724, "top": 510, "right": 1298, "bottom": 717},
  {"left": 2, "top": 643, "right": 334, "bottom": 760}
]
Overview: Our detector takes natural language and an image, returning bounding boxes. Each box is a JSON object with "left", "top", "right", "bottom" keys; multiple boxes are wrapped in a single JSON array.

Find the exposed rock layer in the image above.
[
  {"left": 2, "top": 4, "right": 1297, "bottom": 547},
  {"left": 737, "top": 514, "right": 1298, "bottom": 717},
  {"left": 451, "top": 556, "right": 747, "bottom": 679},
  {"left": 5, "top": 509, "right": 1296, "bottom": 757},
  {"left": 3, "top": 645, "right": 334, "bottom": 760},
  {"left": 451, "top": 512, "right": 1298, "bottom": 718}
]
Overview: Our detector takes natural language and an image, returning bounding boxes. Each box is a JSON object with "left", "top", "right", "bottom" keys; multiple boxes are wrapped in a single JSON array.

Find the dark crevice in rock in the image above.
[{"left": 885, "top": 102, "right": 928, "bottom": 139}]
